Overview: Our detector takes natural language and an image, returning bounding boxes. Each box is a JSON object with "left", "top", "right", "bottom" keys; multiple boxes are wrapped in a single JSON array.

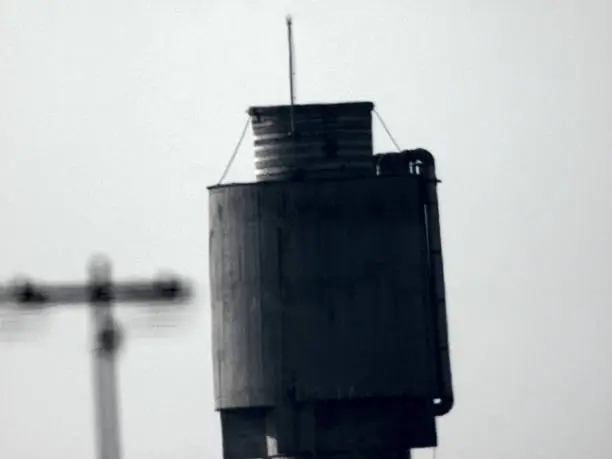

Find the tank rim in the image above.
[{"left": 247, "top": 101, "right": 374, "bottom": 116}]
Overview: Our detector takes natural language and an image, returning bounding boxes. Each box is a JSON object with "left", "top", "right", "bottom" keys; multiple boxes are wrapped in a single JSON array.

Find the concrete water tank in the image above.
[{"left": 208, "top": 101, "right": 453, "bottom": 459}]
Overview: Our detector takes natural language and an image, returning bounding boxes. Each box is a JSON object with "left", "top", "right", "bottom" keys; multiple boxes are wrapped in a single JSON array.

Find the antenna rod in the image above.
[{"left": 286, "top": 15, "right": 296, "bottom": 134}]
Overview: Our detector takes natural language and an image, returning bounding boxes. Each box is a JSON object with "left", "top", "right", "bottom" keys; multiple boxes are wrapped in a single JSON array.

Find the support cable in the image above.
[
  {"left": 217, "top": 115, "right": 250, "bottom": 185},
  {"left": 373, "top": 108, "right": 402, "bottom": 152}
]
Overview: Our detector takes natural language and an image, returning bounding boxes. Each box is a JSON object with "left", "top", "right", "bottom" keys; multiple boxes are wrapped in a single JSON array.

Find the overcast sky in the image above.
[{"left": 1, "top": 1, "right": 611, "bottom": 458}]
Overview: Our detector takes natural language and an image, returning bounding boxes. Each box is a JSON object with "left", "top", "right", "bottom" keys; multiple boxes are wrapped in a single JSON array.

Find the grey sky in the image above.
[{"left": 1, "top": 0, "right": 611, "bottom": 458}]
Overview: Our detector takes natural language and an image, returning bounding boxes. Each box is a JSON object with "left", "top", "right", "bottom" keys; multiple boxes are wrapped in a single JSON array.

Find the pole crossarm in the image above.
[{"left": 0, "top": 278, "right": 191, "bottom": 306}]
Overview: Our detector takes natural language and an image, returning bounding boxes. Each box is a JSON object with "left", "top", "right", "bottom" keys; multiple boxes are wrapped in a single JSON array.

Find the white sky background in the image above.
[{"left": 1, "top": 0, "right": 611, "bottom": 458}]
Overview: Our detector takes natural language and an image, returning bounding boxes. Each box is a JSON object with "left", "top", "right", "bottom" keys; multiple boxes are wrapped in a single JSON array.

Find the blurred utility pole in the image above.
[{"left": 0, "top": 256, "right": 192, "bottom": 459}]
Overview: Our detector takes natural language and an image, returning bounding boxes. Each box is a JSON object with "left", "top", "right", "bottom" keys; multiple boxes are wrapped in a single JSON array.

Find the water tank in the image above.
[
  {"left": 248, "top": 102, "right": 374, "bottom": 181},
  {"left": 208, "top": 103, "right": 453, "bottom": 459}
]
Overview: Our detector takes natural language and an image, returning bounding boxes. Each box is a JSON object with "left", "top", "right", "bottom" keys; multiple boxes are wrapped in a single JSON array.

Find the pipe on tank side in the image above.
[
  {"left": 373, "top": 149, "right": 454, "bottom": 416},
  {"left": 407, "top": 148, "right": 454, "bottom": 416}
]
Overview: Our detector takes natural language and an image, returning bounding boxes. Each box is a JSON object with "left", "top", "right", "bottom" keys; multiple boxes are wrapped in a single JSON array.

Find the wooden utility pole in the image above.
[{"left": 0, "top": 256, "right": 192, "bottom": 459}]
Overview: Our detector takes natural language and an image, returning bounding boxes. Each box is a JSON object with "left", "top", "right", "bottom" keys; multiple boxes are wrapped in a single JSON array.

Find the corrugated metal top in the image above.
[
  {"left": 247, "top": 101, "right": 374, "bottom": 117},
  {"left": 247, "top": 101, "right": 376, "bottom": 182}
]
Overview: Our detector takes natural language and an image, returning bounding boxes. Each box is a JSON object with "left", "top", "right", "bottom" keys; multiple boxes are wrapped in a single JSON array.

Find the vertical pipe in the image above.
[
  {"left": 374, "top": 150, "right": 454, "bottom": 415},
  {"left": 90, "top": 258, "right": 123, "bottom": 459},
  {"left": 410, "top": 149, "right": 454, "bottom": 416}
]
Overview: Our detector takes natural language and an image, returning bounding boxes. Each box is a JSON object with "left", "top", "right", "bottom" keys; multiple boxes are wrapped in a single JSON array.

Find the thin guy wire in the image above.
[
  {"left": 217, "top": 115, "right": 250, "bottom": 185},
  {"left": 373, "top": 108, "right": 401, "bottom": 152}
]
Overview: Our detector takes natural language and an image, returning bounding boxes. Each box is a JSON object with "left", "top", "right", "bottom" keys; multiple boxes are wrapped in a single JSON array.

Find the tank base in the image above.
[
  {"left": 271, "top": 451, "right": 411, "bottom": 459},
  {"left": 219, "top": 398, "right": 435, "bottom": 459}
]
